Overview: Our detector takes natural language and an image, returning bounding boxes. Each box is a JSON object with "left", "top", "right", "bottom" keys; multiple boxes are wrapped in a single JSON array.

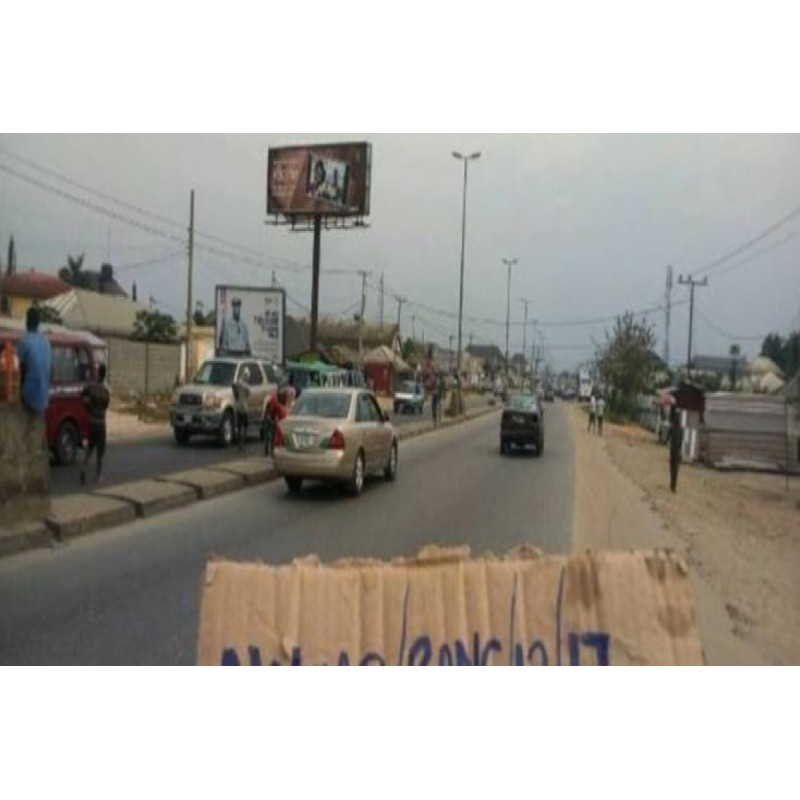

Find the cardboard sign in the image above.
[{"left": 197, "top": 547, "right": 705, "bottom": 666}]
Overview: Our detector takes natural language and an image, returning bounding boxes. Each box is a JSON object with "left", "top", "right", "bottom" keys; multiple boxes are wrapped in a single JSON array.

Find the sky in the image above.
[{"left": 1, "top": 133, "right": 799, "bottom": 371}]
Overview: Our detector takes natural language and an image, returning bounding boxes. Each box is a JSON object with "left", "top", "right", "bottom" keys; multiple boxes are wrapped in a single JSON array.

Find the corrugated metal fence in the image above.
[{"left": 702, "top": 393, "right": 799, "bottom": 472}]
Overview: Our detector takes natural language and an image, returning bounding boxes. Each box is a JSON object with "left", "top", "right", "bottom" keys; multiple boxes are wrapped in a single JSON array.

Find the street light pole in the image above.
[
  {"left": 520, "top": 297, "right": 531, "bottom": 381},
  {"left": 452, "top": 150, "right": 481, "bottom": 397},
  {"left": 502, "top": 257, "right": 517, "bottom": 384}
]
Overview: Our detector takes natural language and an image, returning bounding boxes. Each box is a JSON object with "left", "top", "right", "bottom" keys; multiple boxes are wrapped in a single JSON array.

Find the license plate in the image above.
[
  {"left": 179, "top": 415, "right": 190, "bottom": 423},
  {"left": 294, "top": 433, "right": 317, "bottom": 449},
  {"left": 512, "top": 415, "right": 525, "bottom": 424}
]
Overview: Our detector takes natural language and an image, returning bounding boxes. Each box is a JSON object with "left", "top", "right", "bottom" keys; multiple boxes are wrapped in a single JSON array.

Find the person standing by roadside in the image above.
[
  {"left": 596, "top": 395, "right": 605, "bottom": 436},
  {"left": 80, "top": 362, "right": 110, "bottom": 485},
  {"left": 232, "top": 367, "right": 251, "bottom": 451},
  {"left": 667, "top": 404, "right": 683, "bottom": 494},
  {"left": 431, "top": 374, "right": 440, "bottom": 426},
  {"left": 263, "top": 385, "right": 289, "bottom": 456},
  {"left": 436, "top": 373, "right": 446, "bottom": 425},
  {"left": 16, "top": 306, "right": 51, "bottom": 418},
  {"left": 587, "top": 393, "right": 597, "bottom": 433}
]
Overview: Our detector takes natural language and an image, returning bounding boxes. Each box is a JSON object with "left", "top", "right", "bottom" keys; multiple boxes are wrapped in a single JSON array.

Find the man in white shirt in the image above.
[
  {"left": 588, "top": 393, "right": 597, "bottom": 433},
  {"left": 596, "top": 396, "right": 605, "bottom": 436}
]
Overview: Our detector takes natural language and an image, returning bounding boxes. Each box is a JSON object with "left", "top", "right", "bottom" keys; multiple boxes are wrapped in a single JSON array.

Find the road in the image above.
[
  {"left": 0, "top": 401, "right": 574, "bottom": 664},
  {"left": 49, "top": 395, "right": 491, "bottom": 497}
]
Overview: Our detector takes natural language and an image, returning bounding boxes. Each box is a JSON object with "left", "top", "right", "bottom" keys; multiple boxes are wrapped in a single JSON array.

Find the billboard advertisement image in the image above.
[
  {"left": 267, "top": 142, "right": 371, "bottom": 217},
  {"left": 215, "top": 285, "right": 285, "bottom": 365}
]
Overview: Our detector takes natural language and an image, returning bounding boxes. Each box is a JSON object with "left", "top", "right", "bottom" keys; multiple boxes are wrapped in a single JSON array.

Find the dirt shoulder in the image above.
[{"left": 570, "top": 403, "right": 799, "bottom": 665}]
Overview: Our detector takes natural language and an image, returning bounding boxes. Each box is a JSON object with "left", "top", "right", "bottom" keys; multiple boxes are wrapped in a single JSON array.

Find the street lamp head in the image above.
[
  {"left": 452, "top": 151, "right": 464, "bottom": 160},
  {"left": 469, "top": 152, "right": 481, "bottom": 160}
]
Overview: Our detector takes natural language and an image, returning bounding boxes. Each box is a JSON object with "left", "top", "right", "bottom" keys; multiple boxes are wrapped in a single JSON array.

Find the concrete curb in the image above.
[
  {"left": 93, "top": 479, "right": 197, "bottom": 518},
  {"left": 1, "top": 403, "right": 499, "bottom": 559}
]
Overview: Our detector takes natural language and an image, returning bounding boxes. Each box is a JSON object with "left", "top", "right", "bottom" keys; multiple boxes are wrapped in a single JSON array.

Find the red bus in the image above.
[{"left": 0, "top": 319, "right": 108, "bottom": 465}]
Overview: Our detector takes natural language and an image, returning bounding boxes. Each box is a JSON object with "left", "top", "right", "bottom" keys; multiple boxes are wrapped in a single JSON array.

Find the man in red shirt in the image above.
[{"left": 263, "top": 386, "right": 289, "bottom": 457}]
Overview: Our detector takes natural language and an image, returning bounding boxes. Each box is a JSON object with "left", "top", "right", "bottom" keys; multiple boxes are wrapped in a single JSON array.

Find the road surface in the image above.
[
  {"left": 0, "top": 401, "right": 574, "bottom": 664},
  {"left": 49, "top": 396, "right": 491, "bottom": 497}
]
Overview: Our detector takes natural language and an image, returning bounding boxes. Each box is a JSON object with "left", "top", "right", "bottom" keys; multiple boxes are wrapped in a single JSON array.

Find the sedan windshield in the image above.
[
  {"left": 290, "top": 391, "right": 352, "bottom": 420},
  {"left": 401, "top": 382, "right": 418, "bottom": 393},
  {"left": 193, "top": 361, "right": 236, "bottom": 387}
]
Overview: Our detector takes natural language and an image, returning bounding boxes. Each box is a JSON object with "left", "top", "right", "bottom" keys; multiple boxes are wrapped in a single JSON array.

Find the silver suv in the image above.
[{"left": 170, "top": 357, "right": 279, "bottom": 446}]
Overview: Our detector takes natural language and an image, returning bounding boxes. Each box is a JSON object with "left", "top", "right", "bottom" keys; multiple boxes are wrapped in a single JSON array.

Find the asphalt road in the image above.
[
  {"left": 49, "top": 397, "right": 490, "bottom": 497},
  {"left": 0, "top": 400, "right": 574, "bottom": 664}
]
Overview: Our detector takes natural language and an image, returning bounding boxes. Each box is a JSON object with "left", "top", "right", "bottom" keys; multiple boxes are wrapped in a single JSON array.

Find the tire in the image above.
[
  {"left": 174, "top": 429, "right": 190, "bottom": 445},
  {"left": 394, "top": 403, "right": 399, "bottom": 414},
  {"left": 285, "top": 476, "right": 303, "bottom": 494},
  {"left": 535, "top": 438, "right": 544, "bottom": 457},
  {"left": 384, "top": 441, "right": 398, "bottom": 481},
  {"left": 500, "top": 439, "right": 507, "bottom": 456},
  {"left": 345, "top": 450, "right": 366, "bottom": 496},
  {"left": 218, "top": 410, "right": 234, "bottom": 448},
  {"left": 55, "top": 420, "right": 79, "bottom": 465}
]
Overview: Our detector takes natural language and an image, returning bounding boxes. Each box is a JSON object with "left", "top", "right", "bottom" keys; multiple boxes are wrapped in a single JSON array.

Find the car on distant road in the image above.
[
  {"left": 393, "top": 380, "right": 425, "bottom": 414},
  {"left": 500, "top": 392, "right": 544, "bottom": 456},
  {"left": 170, "top": 357, "right": 279, "bottom": 447},
  {"left": 273, "top": 388, "right": 398, "bottom": 496},
  {"left": 543, "top": 387, "right": 555, "bottom": 402}
]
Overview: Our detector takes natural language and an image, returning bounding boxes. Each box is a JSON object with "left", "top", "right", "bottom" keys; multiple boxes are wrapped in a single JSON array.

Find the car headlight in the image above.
[{"left": 203, "top": 393, "right": 223, "bottom": 409}]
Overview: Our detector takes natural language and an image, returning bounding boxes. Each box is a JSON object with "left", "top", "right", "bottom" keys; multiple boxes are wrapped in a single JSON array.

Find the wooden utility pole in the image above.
[
  {"left": 185, "top": 189, "right": 195, "bottom": 382},
  {"left": 310, "top": 216, "right": 322, "bottom": 353},
  {"left": 678, "top": 274, "right": 708, "bottom": 379},
  {"left": 379, "top": 272, "right": 384, "bottom": 327},
  {"left": 357, "top": 269, "right": 370, "bottom": 366},
  {"left": 520, "top": 298, "right": 532, "bottom": 377}
]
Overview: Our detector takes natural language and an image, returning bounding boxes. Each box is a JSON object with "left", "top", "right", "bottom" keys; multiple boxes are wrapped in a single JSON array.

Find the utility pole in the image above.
[
  {"left": 396, "top": 296, "right": 405, "bottom": 330},
  {"left": 678, "top": 274, "right": 708, "bottom": 379},
  {"left": 452, "top": 150, "right": 481, "bottom": 391},
  {"left": 379, "top": 272, "right": 384, "bottom": 327},
  {"left": 185, "top": 189, "right": 195, "bottom": 382},
  {"left": 520, "top": 298, "right": 531, "bottom": 379},
  {"left": 664, "top": 265, "right": 673, "bottom": 367},
  {"left": 357, "top": 269, "right": 370, "bottom": 367},
  {"left": 502, "top": 257, "right": 517, "bottom": 383},
  {"left": 310, "top": 216, "right": 322, "bottom": 353},
  {"left": 271, "top": 269, "right": 277, "bottom": 289},
  {"left": 412, "top": 315, "right": 416, "bottom": 343},
  {"left": 449, "top": 334, "right": 454, "bottom": 375}
]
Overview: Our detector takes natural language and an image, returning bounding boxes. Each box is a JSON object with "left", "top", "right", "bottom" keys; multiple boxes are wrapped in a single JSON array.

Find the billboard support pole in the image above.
[{"left": 310, "top": 215, "right": 321, "bottom": 354}]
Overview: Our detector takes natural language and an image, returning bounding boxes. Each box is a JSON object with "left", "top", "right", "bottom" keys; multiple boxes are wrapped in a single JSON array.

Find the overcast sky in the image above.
[{"left": 1, "top": 133, "right": 799, "bottom": 370}]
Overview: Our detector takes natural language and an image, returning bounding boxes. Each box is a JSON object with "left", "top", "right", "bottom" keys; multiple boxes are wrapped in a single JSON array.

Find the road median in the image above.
[{"left": 1, "top": 403, "right": 498, "bottom": 559}]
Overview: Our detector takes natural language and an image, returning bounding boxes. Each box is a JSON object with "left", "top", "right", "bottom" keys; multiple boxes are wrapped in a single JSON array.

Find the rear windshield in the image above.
[
  {"left": 193, "top": 361, "right": 236, "bottom": 386},
  {"left": 290, "top": 392, "right": 352, "bottom": 420},
  {"left": 401, "top": 381, "right": 418, "bottom": 393},
  {"left": 508, "top": 394, "right": 537, "bottom": 411}
]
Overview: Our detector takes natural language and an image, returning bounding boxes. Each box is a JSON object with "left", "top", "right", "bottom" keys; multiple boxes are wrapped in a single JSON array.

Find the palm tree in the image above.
[{"left": 58, "top": 253, "right": 86, "bottom": 287}]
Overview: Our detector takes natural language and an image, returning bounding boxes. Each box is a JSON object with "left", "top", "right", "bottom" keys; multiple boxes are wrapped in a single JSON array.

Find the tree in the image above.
[
  {"left": 596, "top": 312, "right": 657, "bottom": 407},
  {"left": 58, "top": 252, "right": 87, "bottom": 288},
  {"left": 402, "top": 337, "right": 415, "bottom": 361},
  {"left": 782, "top": 331, "right": 800, "bottom": 378},
  {"left": 193, "top": 310, "right": 207, "bottom": 327},
  {"left": 132, "top": 309, "right": 177, "bottom": 343},
  {"left": 760, "top": 333, "right": 784, "bottom": 367},
  {"left": 32, "top": 301, "right": 63, "bottom": 326}
]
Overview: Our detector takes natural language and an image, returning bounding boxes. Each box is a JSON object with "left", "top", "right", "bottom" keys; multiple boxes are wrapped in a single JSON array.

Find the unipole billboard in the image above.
[
  {"left": 267, "top": 142, "right": 372, "bottom": 218},
  {"left": 215, "top": 285, "right": 286, "bottom": 365}
]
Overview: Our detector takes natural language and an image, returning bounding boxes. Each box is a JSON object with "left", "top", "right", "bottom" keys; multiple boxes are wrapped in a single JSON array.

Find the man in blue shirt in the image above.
[{"left": 17, "top": 306, "right": 52, "bottom": 416}]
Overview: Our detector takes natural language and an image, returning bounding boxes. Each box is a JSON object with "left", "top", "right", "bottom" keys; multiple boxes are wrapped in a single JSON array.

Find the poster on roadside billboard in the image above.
[
  {"left": 267, "top": 142, "right": 371, "bottom": 217},
  {"left": 215, "top": 285, "right": 285, "bottom": 364}
]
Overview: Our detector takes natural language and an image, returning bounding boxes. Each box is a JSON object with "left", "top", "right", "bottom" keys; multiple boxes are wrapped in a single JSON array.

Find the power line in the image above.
[
  {"left": 691, "top": 200, "right": 800, "bottom": 278},
  {"left": 695, "top": 310, "right": 767, "bottom": 343},
  {"left": 115, "top": 249, "right": 186, "bottom": 272}
]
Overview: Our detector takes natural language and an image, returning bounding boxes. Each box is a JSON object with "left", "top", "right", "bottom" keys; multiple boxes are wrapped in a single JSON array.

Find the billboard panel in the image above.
[
  {"left": 267, "top": 142, "right": 371, "bottom": 217},
  {"left": 215, "top": 285, "right": 285, "bottom": 365}
]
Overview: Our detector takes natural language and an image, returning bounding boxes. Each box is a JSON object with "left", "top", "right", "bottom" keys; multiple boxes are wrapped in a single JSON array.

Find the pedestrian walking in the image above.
[
  {"left": 596, "top": 395, "right": 605, "bottom": 436},
  {"left": 80, "top": 362, "right": 110, "bottom": 485},
  {"left": 587, "top": 393, "right": 597, "bottom": 433},
  {"left": 431, "top": 375, "right": 440, "bottom": 426},
  {"left": 667, "top": 405, "right": 683, "bottom": 494},
  {"left": 436, "top": 373, "right": 446, "bottom": 425},
  {"left": 16, "top": 306, "right": 52, "bottom": 418},
  {"left": 232, "top": 368, "right": 251, "bottom": 450}
]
